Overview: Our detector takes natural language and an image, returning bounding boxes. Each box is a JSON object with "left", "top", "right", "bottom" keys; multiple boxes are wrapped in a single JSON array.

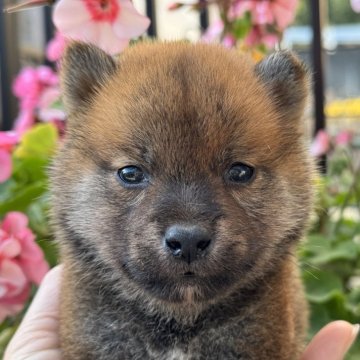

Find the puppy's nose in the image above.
[{"left": 164, "top": 225, "right": 212, "bottom": 264}]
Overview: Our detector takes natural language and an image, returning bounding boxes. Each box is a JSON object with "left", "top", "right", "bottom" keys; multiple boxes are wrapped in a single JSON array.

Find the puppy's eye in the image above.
[
  {"left": 227, "top": 163, "right": 255, "bottom": 184},
  {"left": 117, "top": 166, "right": 147, "bottom": 186}
]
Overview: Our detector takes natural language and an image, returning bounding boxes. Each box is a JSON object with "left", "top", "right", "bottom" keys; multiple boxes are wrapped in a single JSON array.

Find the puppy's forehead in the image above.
[{"left": 88, "top": 43, "right": 282, "bottom": 166}]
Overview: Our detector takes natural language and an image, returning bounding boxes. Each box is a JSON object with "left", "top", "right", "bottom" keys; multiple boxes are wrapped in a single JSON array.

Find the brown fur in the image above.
[{"left": 51, "top": 41, "right": 314, "bottom": 359}]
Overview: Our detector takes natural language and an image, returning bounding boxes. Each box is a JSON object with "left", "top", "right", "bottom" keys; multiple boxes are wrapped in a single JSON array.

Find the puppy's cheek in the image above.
[
  {"left": 215, "top": 216, "right": 268, "bottom": 285},
  {"left": 127, "top": 228, "right": 165, "bottom": 270},
  {"left": 214, "top": 222, "right": 249, "bottom": 261},
  {"left": 64, "top": 175, "right": 131, "bottom": 262},
  {"left": 215, "top": 195, "right": 279, "bottom": 275},
  {"left": 117, "top": 206, "right": 166, "bottom": 271}
]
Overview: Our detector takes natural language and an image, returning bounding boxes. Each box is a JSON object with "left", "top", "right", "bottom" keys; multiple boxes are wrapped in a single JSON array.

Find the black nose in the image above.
[{"left": 164, "top": 225, "right": 212, "bottom": 264}]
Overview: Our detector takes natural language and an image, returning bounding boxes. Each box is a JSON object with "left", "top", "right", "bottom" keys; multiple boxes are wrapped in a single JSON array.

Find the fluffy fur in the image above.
[{"left": 51, "top": 41, "right": 314, "bottom": 359}]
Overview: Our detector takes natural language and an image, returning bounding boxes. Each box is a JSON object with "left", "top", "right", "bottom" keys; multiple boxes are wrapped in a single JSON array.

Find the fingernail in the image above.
[
  {"left": 352, "top": 324, "right": 360, "bottom": 339},
  {"left": 347, "top": 324, "right": 360, "bottom": 352},
  {"left": 343, "top": 324, "right": 360, "bottom": 355}
]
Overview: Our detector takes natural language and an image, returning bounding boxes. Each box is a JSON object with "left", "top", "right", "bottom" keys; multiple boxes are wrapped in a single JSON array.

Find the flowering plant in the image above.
[
  {"left": 0, "top": 212, "right": 49, "bottom": 322},
  {"left": 302, "top": 130, "right": 360, "bottom": 358},
  {"left": 12, "top": 65, "right": 63, "bottom": 135},
  {"left": 0, "top": 123, "right": 58, "bottom": 355},
  {"left": 171, "top": 0, "right": 298, "bottom": 53},
  {"left": 53, "top": 0, "right": 150, "bottom": 54}
]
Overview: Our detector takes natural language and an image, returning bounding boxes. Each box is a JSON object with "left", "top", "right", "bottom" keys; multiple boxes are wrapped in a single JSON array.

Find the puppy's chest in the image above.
[{"left": 149, "top": 348, "right": 190, "bottom": 360}]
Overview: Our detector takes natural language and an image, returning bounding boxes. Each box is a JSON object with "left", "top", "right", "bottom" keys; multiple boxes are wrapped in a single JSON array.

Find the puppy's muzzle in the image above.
[{"left": 164, "top": 224, "right": 212, "bottom": 264}]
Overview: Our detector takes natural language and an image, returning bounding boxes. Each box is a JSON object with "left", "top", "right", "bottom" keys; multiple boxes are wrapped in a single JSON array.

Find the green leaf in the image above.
[
  {"left": 308, "top": 303, "right": 332, "bottom": 338},
  {"left": 338, "top": 218, "right": 360, "bottom": 237},
  {"left": 12, "top": 156, "right": 49, "bottom": 183},
  {"left": 346, "top": 287, "right": 360, "bottom": 316},
  {"left": 50, "top": 99, "right": 64, "bottom": 110},
  {"left": 308, "top": 294, "right": 355, "bottom": 340},
  {"left": 303, "top": 269, "right": 343, "bottom": 303},
  {"left": 0, "top": 181, "right": 46, "bottom": 214},
  {"left": 346, "top": 341, "right": 360, "bottom": 360},
  {"left": 309, "top": 241, "right": 358, "bottom": 265},
  {"left": 232, "top": 14, "right": 251, "bottom": 39},
  {"left": 0, "top": 179, "right": 17, "bottom": 202},
  {"left": 38, "top": 239, "right": 59, "bottom": 267},
  {"left": 300, "top": 234, "right": 332, "bottom": 258},
  {"left": 27, "top": 194, "right": 51, "bottom": 238},
  {"left": 325, "top": 294, "right": 354, "bottom": 322},
  {"left": 0, "top": 327, "right": 17, "bottom": 358},
  {"left": 14, "top": 123, "right": 58, "bottom": 160}
]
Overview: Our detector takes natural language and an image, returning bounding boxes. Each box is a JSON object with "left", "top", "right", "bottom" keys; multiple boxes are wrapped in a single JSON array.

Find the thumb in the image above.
[
  {"left": 301, "top": 321, "right": 359, "bottom": 360},
  {"left": 4, "top": 265, "right": 63, "bottom": 360}
]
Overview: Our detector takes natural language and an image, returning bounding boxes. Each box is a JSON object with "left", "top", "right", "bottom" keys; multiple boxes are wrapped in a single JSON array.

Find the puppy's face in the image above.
[{"left": 52, "top": 42, "right": 313, "bottom": 306}]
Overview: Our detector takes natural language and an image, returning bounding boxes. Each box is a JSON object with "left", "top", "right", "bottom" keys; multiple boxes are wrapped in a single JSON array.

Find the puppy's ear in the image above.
[
  {"left": 255, "top": 51, "right": 309, "bottom": 121},
  {"left": 61, "top": 42, "right": 117, "bottom": 115}
]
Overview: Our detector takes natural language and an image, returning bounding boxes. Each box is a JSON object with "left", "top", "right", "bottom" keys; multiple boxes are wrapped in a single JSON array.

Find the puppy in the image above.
[{"left": 51, "top": 41, "right": 313, "bottom": 359}]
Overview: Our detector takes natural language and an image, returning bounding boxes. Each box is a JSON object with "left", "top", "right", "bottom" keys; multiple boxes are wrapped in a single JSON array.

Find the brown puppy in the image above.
[{"left": 51, "top": 41, "right": 314, "bottom": 359}]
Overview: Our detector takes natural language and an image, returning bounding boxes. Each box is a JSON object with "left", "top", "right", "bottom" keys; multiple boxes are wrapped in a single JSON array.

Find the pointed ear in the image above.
[
  {"left": 61, "top": 42, "right": 117, "bottom": 114},
  {"left": 255, "top": 51, "right": 309, "bottom": 121}
]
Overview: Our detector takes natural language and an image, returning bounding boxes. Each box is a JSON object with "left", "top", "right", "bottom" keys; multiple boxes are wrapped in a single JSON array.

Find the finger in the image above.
[
  {"left": 4, "top": 265, "right": 63, "bottom": 360},
  {"left": 301, "top": 321, "right": 359, "bottom": 360},
  {"left": 22, "top": 264, "right": 62, "bottom": 320}
]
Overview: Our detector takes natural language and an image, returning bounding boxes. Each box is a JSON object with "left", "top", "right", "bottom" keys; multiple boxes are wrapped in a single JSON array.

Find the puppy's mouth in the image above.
[
  {"left": 183, "top": 271, "right": 195, "bottom": 277},
  {"left": 123, "top": 259, "right": 238, "bottom": 303}
]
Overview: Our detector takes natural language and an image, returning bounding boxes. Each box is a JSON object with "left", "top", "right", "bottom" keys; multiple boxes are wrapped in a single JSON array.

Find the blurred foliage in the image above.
[
  {"left": 300, "top": 136, "right": 360, "bottom": 359},
  {"left": 0, "top": 123, "right": 59, "bottom": 357},
  {"left": 295, "top": 0, "right": 360, "bottom": 25}
]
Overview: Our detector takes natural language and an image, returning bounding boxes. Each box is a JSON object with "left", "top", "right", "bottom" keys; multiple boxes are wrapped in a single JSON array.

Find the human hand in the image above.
[
  {"left": 4, "top": 265, "right": 359, "bottom": 360},
  {"left": 4, "top": 265, "right": 62, "bottom": 360},
  {"left": 301, "top": 320, "right": 359, "bottom": 360}
]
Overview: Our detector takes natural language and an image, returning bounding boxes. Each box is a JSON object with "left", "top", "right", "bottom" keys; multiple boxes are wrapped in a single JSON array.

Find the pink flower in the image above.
[
  {"left": 36, "top": 66, "right": 59, "bottom": 86},
  {"left": 202, "top": 20, "right": 224, "bottom": 43},
  {"left": 244, "top": 26, "right": 279, "bottom": 48},
  {"left": 351, "top": 0, "right": 360, "bottom": 13},
  {"left": 12, "top": 66, "right": 58, "bottom": 101},
  {"left": 335, "top": 131, "right": 353, "bottom": 146},
  {"left": 39, "top": 108, "right": 67, "bottom": 122},
  {"left": 38, "top": 87, "right": 61, "bottom": 110},
  {"left": 0, "top": 131, "right": 18, "bottom": 152},
  {"left": 310, "top": 130, "right": 331, "bottom": 157},
  {"left": 38, "top": 87, "right": 66, "bottom": 123},
  {"left": 0, "top": 260, "right": 30, "bottom": 321},
  {"left": 230, "top": 0, "right": 298, "bottom": 30},
  {"left": 0, "top": 212, "right": 49, "bottom": 322},
  {"left": 53, "top": 0, "right": 150, "bottom": 55},
  {"left": 12, "top": 67, "right": 42, "bottom": 111},
  {"left": 222, "top": 34, "right": 236, "bottom": 48},
  {"left": 168, "top": 2, "right": 183, "bottom": 11},
  {"left": 13, "top": 109, "right": 35, "bottom": 135},
  {"left": 12, "top": 66, "right": 58, "bottom": 111},
  {"left": 12, "top": 66, "right": 60, "bottom": 132},
  {"left": 202, "top": 20, "right": 235, "bottom": 48},
  {"left": 46, "top": 31, "right": 67, "bottom": 62},
  {"left": 0, "top": 132, "right": 19, "bottom": 183},
  {"left": 0, "top": 150, "right": 12, "bottom": 183}
]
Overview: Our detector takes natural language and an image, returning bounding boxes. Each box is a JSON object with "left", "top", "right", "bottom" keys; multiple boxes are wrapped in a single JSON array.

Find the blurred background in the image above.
[
  {"left": 1, "top": 0, "right": 360, "bottom": 136},
  {"left": 0, "top": 0, "right": 359, "bottom": 358}
]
